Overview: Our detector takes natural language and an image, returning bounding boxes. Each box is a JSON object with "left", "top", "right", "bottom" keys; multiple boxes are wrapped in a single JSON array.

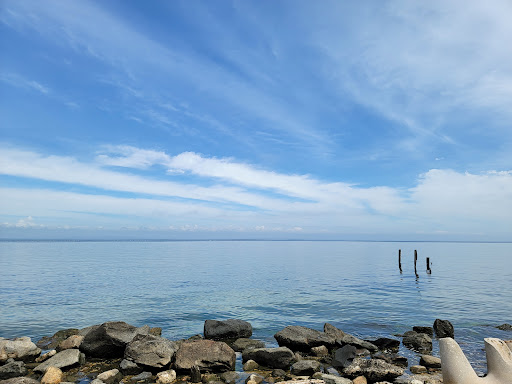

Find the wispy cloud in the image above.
[{"left": 0, "top": 72, "right": 50, "bottom": 94}]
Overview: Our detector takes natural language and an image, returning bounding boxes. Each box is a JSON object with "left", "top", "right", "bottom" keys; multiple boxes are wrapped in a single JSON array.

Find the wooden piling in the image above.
[
  {"left": 414, "top": 250, "right": 418, "bottom": 277},
  {"left": 426, "top": 257, "right": 431, "bottom": 274},
  {"left": 398, "top": 249, "right": 402, "bottom": 273}
]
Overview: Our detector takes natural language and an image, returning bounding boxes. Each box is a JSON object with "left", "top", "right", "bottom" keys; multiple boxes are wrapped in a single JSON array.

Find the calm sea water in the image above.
[{"left": 1, "top": 240, "right": 511, "bottom": 374}]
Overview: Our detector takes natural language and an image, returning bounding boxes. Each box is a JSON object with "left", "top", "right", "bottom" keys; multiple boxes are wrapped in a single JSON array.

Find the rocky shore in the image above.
[{"left": 1, "top": 320, "right": 511, "bottom": 384}]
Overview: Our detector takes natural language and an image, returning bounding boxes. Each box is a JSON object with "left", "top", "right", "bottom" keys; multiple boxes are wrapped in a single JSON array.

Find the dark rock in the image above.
[
  {"left": 36, "top": 329, "right": 80, "bottom": 350},
  {"left": 402, "top": 331, "right": 432, "bottom": 353},
  {"left": 0, "top": 378, "right": 40, "bottom": 384},
  {"left": 0, "top": 337, "right": 41, "bottom": 362},
  {"left": 413, "top": 326, "right": 434, "bottom": 337},
  {"left": 219, "top": 371, "right": 239, "bottom": 384},
  {"left": 204, "top": 320, "right": 252, "bottom": 340},
  {"left": 373, "top": 353, "right": 408, "bottom": 368},
  {"left": 420, "top": 354, "right": 442, "bottom": 368},
  {"left": 270, "top": 369, "right": 287, "bottom": 378},
  {"left": 332, "top": 345, "right": 356, "bottom": 369},
  {"left": 242, "top": 347, "right": 295, "bottom": 369},
  {"left": 124, "top": 334, "right": 177, "bottom": 368},
  {"left": 78, "top": 325, "right": 99, "bottom": 337},
  {"left": 34, "top": 349, "right": 85, "bottom": 372},
  {"left": 370, "top": 338, "right": 400, "bottom": 351},
  {"left": 129, "top": 371, "right": 152, "bottom": 383},
  {"left": 120, "top": 359, "right": 143, "bottom": 375},
  {"left": 190, "top": 366, "right": 201, "bottom": 383},
  {"left": 274, "top": 326, "right": 336, "bottom": 352},
  {"left": 174, "top": 339, "right": 236, "bottom": 372},
  {"left": 344, "top": 357, "right": 404, "bottom": 382},
  {"left": 80, "top": 322, "right": 150, "bottom": 358},
  {"left": 231, "top": 338, "right": 265, "bottom": 352},
  {"left": 433, "top": 319, "right": 454, "bottom": 339},
  {"left": 497, "top": 323, "right": 512, "bottom": 331},
  {"left": 323, "top": 324, "right": 377, "bottom": 352},
  {"left": 0, "top": 361, "right": 27, "bottom": 380},
  {"left": 290, "top": 360, "right": 322, "bottom": 376}
]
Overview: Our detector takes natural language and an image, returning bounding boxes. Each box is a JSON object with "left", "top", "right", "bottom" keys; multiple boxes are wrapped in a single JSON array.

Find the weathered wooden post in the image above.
[
  {"left": 398, "top": 249, "right": 402, "bottom": 273},
  {"left": 414, "top": 250, "right": 418, "bottom": 277},
  {"left": 426, "top": 257, "right": 431, "bottom": 274}
]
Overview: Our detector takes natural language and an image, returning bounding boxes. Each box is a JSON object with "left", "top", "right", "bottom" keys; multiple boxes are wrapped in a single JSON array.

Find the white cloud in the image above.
[{"left": 0, "top": 73, "right": 50, "bottom": 94}]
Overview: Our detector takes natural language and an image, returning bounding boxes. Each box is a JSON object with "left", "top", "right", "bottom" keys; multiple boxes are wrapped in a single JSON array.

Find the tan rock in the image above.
[
  {"left": 245, "top": 374, "right": 263, "bottom": 384},
  {"left": 353, "top": 376, "right": 367, "bottom": 384},
  {"left": 410, "top": 365, "right": 427, "bottom": 374},
  {"left": 36, "top": 350, "right": 57, "bottom": 363},
  {"left": 156, "top": 370, "right": 176, "bottom": 384},
  {"left": 311, "top": 346, "right": 328, "bottom": 357},
  {"left": 243, "top": 360, "right": 259, "bottom": 371},
  {"left": 41, "top": 366, "right": 63, "bottom": 384},
  {"left": 96, "top": 369, "right": 121, "bottom": 384},
  {"left": 57, "top": 335, "right": 84, "bottom": 352}
]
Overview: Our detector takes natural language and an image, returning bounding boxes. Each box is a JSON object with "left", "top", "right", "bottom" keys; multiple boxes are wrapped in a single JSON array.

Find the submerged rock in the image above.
[
  {"left": 274, "top": 326, "right": 336, "bottom": 351},
  {"left": 242, "top": 347, "right": 295, "bottom": 369},
  {"left": 204, "top": 320, "right": 252, "bottom": 340},
  {"left": 124, "top": 334, "right": 177, "bottom": 368},
  {"left": 0, "top": 337, "right": 41, "bottom": 362},
  {"left": 497, "top": 323, "right": 512, "bottom": 331},
  {"left": 174, "top": 339, "right": 236, "bottom": 372}
]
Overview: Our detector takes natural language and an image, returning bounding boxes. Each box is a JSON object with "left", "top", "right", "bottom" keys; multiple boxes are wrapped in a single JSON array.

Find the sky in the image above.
[{"left": 1, "top": 0, "right": 511, "bottom": 240}]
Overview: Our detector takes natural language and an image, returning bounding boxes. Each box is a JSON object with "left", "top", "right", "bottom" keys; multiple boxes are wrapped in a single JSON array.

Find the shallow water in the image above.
[{"left": 1, "top": 240, "right": 511, "bottom": 374}]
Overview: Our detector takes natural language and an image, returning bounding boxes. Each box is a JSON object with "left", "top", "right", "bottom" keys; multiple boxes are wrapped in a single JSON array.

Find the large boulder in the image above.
[
  {"left": 174, "top": 340, "right": 235, "bottom": 372},
  {"left": 204, "top": 320, "right": 252, "bottom": 340},
  {"left": 402, "top": 331, "right": 432, "bottom": 353},
  {"left": 231, "top": 338, "right": 265, "bottom": 352},
  {"left": 242, "top": 347, "right": 295, "bottom": 369},
  {"left": 274, "top": 326, "right": 336, "bottom": 351},
  {"left": 0, "top": 361, "right": 27, "bottom": 380},
  {"left": 34, "top": 348, "right": 85, "bottom": 373},
  {"left": 80, "top": 321, "right": 150, "bottom": 358},
  {"left": 433, "top": 319, "right": 454, "bottom": 339},
  {"left": 37, "top": 329, "right": 79, "bottom": 350},
  {"left": 324, "top": 324, "right": 377, "bottom": 352},
  {"left": 332, "top": 345, "right": 356, "bottom": 369},
  {"left": 0, "top": 337, "right": 41, "bottom": 362},
  {"left": 344, "top": 357, "right": 404, "bottom": 382},
  {"left": 124, "top": 334, "right": 177, "bottom": 368}
]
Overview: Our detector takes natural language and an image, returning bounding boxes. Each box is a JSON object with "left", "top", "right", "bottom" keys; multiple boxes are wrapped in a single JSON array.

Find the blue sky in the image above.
[{"left": 1, "top": 0, "right": 511, "bottom": 240}]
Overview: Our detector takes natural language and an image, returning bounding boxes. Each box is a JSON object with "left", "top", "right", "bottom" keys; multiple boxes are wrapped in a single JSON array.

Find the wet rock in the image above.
[
  {"left": 344, "top": 357, "right": 404, "bottom": 382},
  {"left": 274, "top": 326, "right": 336, "bottom": 352},
  {"left": 0, "top": 337, "right": 41, "bottom": 362},
  {"left": 402, "top": 331, "right": 432, "bottom": 353},
  {"left": 34, "top": 349, "right": 85, "bottom": 373},
  {"left": 36, "top": 350, "right": 57, "bottom": 363},
  {"left": 270, "top": 369, "right": 287, "bottom": 378},
  {"left": 410, "top": 365, "right": 427, "bottom": 374},
  {"left": 320, "top": 373, "right": 353, "bottom": 384},
  {"left": 120, "top": 359, "right": 142, "bottom": 375},
  {"left": 124, "top": 334, "right": 177, "bottom": 368},
  {"left": 242, "top": 347, "right": 295, "bottom": 370},
  {"left": 204, "top": 320, "right": 252, "bottom": 340},
  {"left": 311, "top": 345, "right": 328, "bottom": 357},
  {"left": 156, "top": 370, "right": 176, "bottom": 384},
  {"left": 80, "top": 322, "right": 150, "bottom": 358},
  {"left": 332, "top": 345, "right": 356, "bottom": 370},
  {"left": 412, "top": 326, "right": 434, "bottom": 337},
  {"left": 0, "top": 361, "right": 27, "bottom": 380},
  {"left": 419, "top": 354, "right": 441, "bottom": 369},
  {"left": 290, "top": 360, "right": 322, "bottom": 376},
  {"left": 129, "top": 372, "right": 152, "bottom": 384},
  {"left": 57, "top": 335, "right": 84, "bottom": 352},
  {"left": 231, "top": 339, "right": 265, "bottom": 353},
  {"left": 174, "top": 339, "right": 236, "bottom": 372},
  {"left": 41, "top": 366, "right": 63, "bottom": 384},
  {"left": 243, "top": 360, "right": 259, "bottom": 371},
  {"left": 97, "top": 369, "right": 122, "bottom": 384},
  {"left": 37, "top": 329, "right": 79, "bottom": 350},
  {"left": 373, "top": 353, "right": 408, "bottom": 368},
  {"left": 433, "top": 319, "right": 454, "bottom": 339},
  {"left": 370, "top": 338, "right": 400, "bottom": 351},
  {"left": 219, "top": 371, "right": 239, "bottom": 384},
  {"left": 497, "top": 323, "right": 512, "bottom": 331},
  {"left": 324, "top": 324, "right": 377, "bottom": 352}
]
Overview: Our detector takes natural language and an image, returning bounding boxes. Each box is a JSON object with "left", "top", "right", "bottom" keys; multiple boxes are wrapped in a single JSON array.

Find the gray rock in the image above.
[
  {"left": 290, "top": 360, "right": 322, "bottom": 375},
  {"left": 231, "top": 338, "right": 265, "bottom": 352},
  {"left": 97, "top": 369, "right": 122, "bottom": 384},
  {"left": 35, "top": 350, "right": 57, "bottom": 363},
  {"left": 0, "top": 361, "right": 27, "bottom": 380},
  {"left": 402, "top": 331, "right": 432, "bottom": 353},
  {"left": 0, "top": 378, "right": 40, "bottom": 384},
  {"left": 412, "top": 326, "right": 434, "bottom": 337},
  {"left": 320, "top": 374, "right": 353, "bottom": 384},
  {"left": 80, "top": 322, "right": 150, "bottom": 358},
  {"left": 120, "top": 359, "right": 142, "bottom": 375},
  {"left": 332, "top": 345, "right": 356, "bottom": 369},
  {"left": 274, "top": 326, "right": 336, "bottom": 352},
  {"left": 79, "top": 325, "right": 99, "bottom": 337},
  {"left": 34, "top": 348, "right": 85, "bottom": 372},
  {"left": 174, "top": 339, "right": 236, "bottom": 372},
  {"left": 0, "top": 337, "right": 41, "bottom": 362},
  {"left": 370, "top": 338, "right": 400, "bottom": 351},
  {"left": 344, "top": 358, "right": 404, "bottom": 382},
  {"left": 124, "top": 334, "right": 177, "bottom": 368},
  {"left": 129, "top": 372, "right": 152, "bottom": 383},
  {"left": 243, "top": 360, "right": 259, "bottom": 371},
  {"left": 36, "top": 329, "right": 79, "bottom": 350},
  {"left": 323, "top": 324, "right": 377, "bottom": 352},
  {"left": 204, "top": 320, "right": 252, "bottom": 340},
  {"left": 373, "top": 353, "right": 408, "bottom": 368},
  {"left": 219, "top": 371, "right": 239, "bottom": 384},
  {"left": 242, "top": 347, "right": 295, "bottom": 369},
  {"left": 311, "top": 345, "right": 329, "bottom": 357},
  {"left": 244, "top": 374, "right": 263, "bottom": 384},
  {"left": 496, "top": 323, "right": 512, "bottom": 331},
  {"left": 433, "top": 319, "right": 454, "bottom": 339},
  {"left": 419, "top": 354, "right": 441, "bottom": 368}
]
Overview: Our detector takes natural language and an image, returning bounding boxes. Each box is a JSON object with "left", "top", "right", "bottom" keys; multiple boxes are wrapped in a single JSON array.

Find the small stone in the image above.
[
  {"left": 353, "top": 376, "right": 367, "bottom": 384},
  {"left": 410, "top": 365, "right": 427, "bottom": 374},
  {"left": 57, "top": 335, "right": 84, "bottom": 352},
  {"left": 97, "top": 369, "right": 122, "bottom": 384},
  {"left": 419, "top": 354, "right": 441, "bottom": 368},
  {"left": 219, "top": 371, "right": 239, "bottom": 384},
  {"left": 90, "top": 380, "right": 104, "bottom": 384},
  {"left": 243, "top": 360, "right": 259, "bottom": 371},
  {"left": 201, "top": 373, "right": 219, "bottom": 383},
  {"left": 119, "top": 359, "right": 142, "bottom": 375},
  {"left": 245, "top": 374, "right": 263, "bottom": 384},
  {"left": 129, "top": 372, "right": 152, "bottom": 383},
  {"left": 271, "top": 369, "right": 287, "bottom": 378},
  {"left": 311, "top": 346, "right": 328, "bottom": 357},
  {"left": 36, "top": 350, "right": 57, "bottom": 363},
  {"left": 41, "top": 366, "right": 63, "bottom": 384},
  {"left": 156, "top": 370, "right": 176, "bottom": 384}
]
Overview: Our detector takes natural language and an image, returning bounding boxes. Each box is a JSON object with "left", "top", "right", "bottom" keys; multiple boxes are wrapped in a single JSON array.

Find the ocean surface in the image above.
[{"left": 1, "top": 240, "right": 511, "bottom": 375}]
